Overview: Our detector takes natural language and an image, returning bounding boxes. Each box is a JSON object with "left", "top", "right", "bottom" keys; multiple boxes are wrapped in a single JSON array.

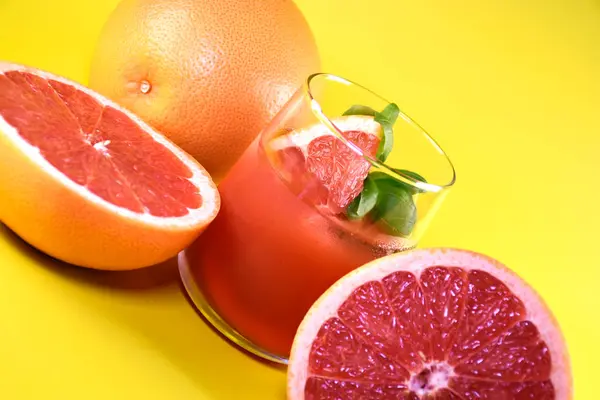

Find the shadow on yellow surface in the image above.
[{"left": 0, "top": 223, "right": 286, "bottom": 399}]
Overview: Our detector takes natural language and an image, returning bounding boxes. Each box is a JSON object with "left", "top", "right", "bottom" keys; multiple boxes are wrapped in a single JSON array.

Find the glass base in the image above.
[{"left": 177, "top": 251, "right": 289, "bottom": 365}]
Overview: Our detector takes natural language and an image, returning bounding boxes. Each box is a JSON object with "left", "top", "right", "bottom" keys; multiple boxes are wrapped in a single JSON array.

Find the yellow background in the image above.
[{"left": 0, "top": 0, "right": 597, "bottom": 398}]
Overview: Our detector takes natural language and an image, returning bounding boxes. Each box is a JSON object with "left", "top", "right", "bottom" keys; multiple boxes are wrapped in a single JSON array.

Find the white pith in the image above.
[
  {"left": 268, "top": 115, "right": 382, "bottom": 155},
  {"left": 408, "top": 362, "right": 453, "bottom": 396},
  {"left": 287, "top": 248, "right": 572, "bottom": 400},
  {"left": 0, "top": 62, "right": 218, "bottom": 229}
]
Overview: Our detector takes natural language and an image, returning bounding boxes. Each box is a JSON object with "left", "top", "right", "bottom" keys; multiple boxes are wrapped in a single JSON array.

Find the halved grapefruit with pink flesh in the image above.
[
  {"left": 269, "top": 115, "right": 382, "bottom": 214},
  {"left": 0, "top": 62, "right": 220, "bottom": 270},
  {"left": 288, "top": 248, "right": 572, "bottom": 400}
]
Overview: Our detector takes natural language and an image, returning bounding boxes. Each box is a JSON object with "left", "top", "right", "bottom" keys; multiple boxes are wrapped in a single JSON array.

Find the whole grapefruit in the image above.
[{"left": 88, "top": 0, "right": 321, "bottom": 182}]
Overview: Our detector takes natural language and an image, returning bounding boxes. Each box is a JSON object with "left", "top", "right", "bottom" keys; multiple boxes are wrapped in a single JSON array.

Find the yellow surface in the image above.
[{"left": 0, "top": 0, "right": 597, "bottom": 398}]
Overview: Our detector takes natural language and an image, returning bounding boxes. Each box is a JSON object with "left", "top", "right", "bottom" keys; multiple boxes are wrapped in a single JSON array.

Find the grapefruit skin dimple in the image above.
[
  {"left": 88, "top": 0, "right": 321, "bottom": 182},
  {"left": 288, "top": 248, "right": 572, "bottom": 400},
  {"left": 0, "top": 63, "right": 220, "bottom": 270}
]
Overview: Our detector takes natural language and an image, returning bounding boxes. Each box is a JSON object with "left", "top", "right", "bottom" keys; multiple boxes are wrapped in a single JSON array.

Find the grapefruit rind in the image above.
[
  {"left": 287, "top": 248, "right": 572, "bottom": 400},
  {"left": 0, "top": 62, "right": 219, "bottom": 229}
]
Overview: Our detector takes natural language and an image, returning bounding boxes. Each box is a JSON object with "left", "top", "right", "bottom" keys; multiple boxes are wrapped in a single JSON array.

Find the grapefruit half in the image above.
[
  {"left": 0, "top": 62, "right": 220, "bottom": 270},
  {"left": 288, "top": 248, "right": 572, "bottom": 399}
]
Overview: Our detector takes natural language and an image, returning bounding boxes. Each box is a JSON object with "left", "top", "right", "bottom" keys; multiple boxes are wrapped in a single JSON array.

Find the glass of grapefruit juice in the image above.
[{"left": 179, "top": 73, "right": 456, "bottom": 363}]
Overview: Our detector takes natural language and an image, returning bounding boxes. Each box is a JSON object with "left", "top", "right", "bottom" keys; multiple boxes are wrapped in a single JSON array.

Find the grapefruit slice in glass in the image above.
[
  {"left": 0, "top": 62, "right": 220, "bottom": 270},
  {"left": 269, "top": 114, "right": 415, "bottom": 252},
  {"left": 269, "top": 115, "right": 382, "bottom": 214},
  {"left": 288, "top": 248, "right": 572, "bottom": 399}
]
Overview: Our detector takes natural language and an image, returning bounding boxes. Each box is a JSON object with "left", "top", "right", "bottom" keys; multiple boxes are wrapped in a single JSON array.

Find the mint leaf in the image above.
[
  {"left": 349, "top": 171, "right": 417, "bottom": 236},
  {"left": 377, "top": 103, "right": 400, "bottom": 124},
  {"left": 367, "top": 171, "right": 393, "bottom": 182},
  {"left": 395, "top": 169, "right": 425, "bottom": 182},
  {"left": 374, "top": 103, "right": 399, "bottom": 162},
  {"left": 342, "top": 105, "right": 378, "bottom": 117},
  {"left": 370, "top": 177, "right": 416, "bottom": 237},
  {"left": 393, "top": 169, "right": 427, "bottom": 194},
  {"left": 347, "top": 175, "right": 378, "bottom": 219},
  {"left": 342, "top": 103, "right": 400, "bottom": 163}
]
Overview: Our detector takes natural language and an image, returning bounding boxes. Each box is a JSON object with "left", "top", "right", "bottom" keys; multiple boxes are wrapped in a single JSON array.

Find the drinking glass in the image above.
[{"left": 179, "top": 73, "right": 456, "bottom": 364}]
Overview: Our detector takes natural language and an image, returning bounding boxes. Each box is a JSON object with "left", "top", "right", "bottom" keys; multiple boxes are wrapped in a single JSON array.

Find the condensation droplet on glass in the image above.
[{"left": 140, "top": 80, "right": 152, "bottom": 94}]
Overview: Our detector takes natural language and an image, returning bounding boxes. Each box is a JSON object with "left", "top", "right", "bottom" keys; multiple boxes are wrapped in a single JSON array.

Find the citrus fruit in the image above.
[
  {"left": 288, "top": 248, "right": 572, "bottom": 399},
  {"left": 270, "top": 115, "right": 414, "bottom": 252},
  {"left": 269, "top": 115, "right": 382, "bottom": 214},
  {"left": 88, "top": 0, "right": 321, "bottom": 183},
  {"left": 0, "top": 62, "right": 220, "bottom": 270}
]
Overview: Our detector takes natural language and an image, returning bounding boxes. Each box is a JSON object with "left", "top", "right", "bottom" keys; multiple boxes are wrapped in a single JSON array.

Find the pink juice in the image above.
[{"left": 184, "top": 134, "right": 413, "bottom": 357}]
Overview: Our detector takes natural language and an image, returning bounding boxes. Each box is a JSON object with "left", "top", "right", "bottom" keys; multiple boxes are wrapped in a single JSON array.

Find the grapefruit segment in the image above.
[
  {"left": 288, "top": 248, "right": 572, "bottom": 400},
  {"left": 381, "top": 271, "right": 429, "bottom": 371},
  {"left": 454, "top": 320, "right": 551, "bottom": 381},
  {"left": 419, "top": 267, "right": 467, "bottom": 362},
  {"left": 448, "top": 269, "right": 526, "bottom": 364},
  {"left": 309, "top": 317, "right": 410, "bottom": 383},
  {"left": 0, "top": 62, "right": 220, "bottom": 270},
  {"left": 449, "top": 377, "right": 556, "bottom": 399},
  {"left": 269, "top": 115, "right": 382, "bottom": 214},
  {"left": 337, "top": 279, "right": 424, "bottom": 373},
  {"left": 304, "top": 378, "right": 414, "bottom": 399}
]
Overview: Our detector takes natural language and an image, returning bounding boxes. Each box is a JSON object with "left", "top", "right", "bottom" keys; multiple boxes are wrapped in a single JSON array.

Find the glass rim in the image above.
[{"left": 304, "top": 72, "right": 456, "bottom": 193}]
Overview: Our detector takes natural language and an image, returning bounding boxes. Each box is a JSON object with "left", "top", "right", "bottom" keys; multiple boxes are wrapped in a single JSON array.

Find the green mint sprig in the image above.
[
  {"left": 347, "top": 171, "right": 418, "bottom": 236},
  {"left": 343, "top": 103, "right": 426, "bottom": 237}
]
